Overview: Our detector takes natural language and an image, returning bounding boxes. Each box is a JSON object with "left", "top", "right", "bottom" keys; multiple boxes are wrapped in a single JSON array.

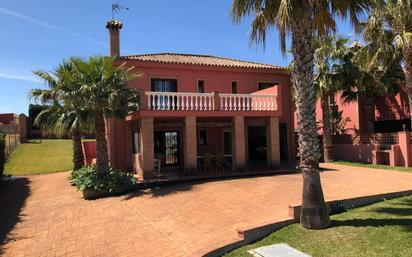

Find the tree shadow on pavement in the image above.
[
  {"left": 123, "top": 182, "right": 194, "bottom": 200},
  {"left": 0, "top": 177, "right": 31, "bottom": 255}
]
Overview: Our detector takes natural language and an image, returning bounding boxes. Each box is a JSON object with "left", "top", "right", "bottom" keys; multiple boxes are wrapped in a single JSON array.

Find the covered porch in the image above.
[{"left": 129, "top": 115, "right": 284, "bottom": 180}]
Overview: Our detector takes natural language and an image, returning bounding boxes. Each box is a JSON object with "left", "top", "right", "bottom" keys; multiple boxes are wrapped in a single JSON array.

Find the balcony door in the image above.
[
  {"left": 151, "top": 78, "right": 178, "bottom": 110},
  {"left": 151, "top": 78, "right": 178, "bottom": 92}
]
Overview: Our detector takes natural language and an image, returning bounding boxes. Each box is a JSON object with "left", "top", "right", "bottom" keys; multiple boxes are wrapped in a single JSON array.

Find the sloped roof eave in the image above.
[{"left": 119, "top": 53, "right": 288, "bottom": 72}]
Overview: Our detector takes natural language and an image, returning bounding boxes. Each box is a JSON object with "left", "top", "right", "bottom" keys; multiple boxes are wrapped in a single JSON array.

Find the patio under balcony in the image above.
[{"left": 128, "top": 113, "right": 286, "bottom": 181}]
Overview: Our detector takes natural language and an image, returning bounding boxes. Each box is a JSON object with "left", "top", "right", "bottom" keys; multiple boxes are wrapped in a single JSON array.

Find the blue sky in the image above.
[{"left": 0, "top": 0, "right": 359, "bottom": 115}]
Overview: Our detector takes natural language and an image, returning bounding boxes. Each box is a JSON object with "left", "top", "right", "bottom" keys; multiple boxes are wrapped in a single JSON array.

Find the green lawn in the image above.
[
  {"left": 225, "top": 196, "right": 412, "bottom": 257},
  {"left": 333, "top": 161, "right": 412, "bottom": 173},
  {"left": 4, "top": 139, "right": 73, "bottom": 175}
]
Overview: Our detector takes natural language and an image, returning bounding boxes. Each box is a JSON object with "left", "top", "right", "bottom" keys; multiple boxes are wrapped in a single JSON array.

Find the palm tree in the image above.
[
  {"left": 31, "top": 60, "right": 94, "bottom": 171},
  {"left": 231, "top": 0, "right": 371, "bottom": 229},
  {"left": 314, "top": 36, "right": 349, "bottom": 162},
  {"left": 338, "top": 44, "right": 404, "bottom": 117},
  {"left": 361, "top": 0, "right": 411, "bottom": 127},
  {"left": 32, "top": 100, "right": 94, "bottom": 170},
  {"left": 70, "top": 56, "right": 140, "bottom": 175}
]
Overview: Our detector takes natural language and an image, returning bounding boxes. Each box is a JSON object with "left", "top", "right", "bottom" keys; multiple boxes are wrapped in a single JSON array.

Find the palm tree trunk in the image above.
[
  {"left": 291, "top": 18, "right": 330, "bottom": 229},
  {"left": 95, "top": 111, "right": 110, "bottom": 175},
  {"left": 321, "top": 93, "right": 333, "bottom": 162},
  {"left": 403, "top": 46, "right": 412, "bottom": 130},
  {"left": 72, "top": 129, "right": 85, "bottom": 171}
]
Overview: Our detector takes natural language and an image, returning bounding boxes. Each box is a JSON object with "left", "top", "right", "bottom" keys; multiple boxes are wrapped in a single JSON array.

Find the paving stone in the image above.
[
  {"left": 1, "top": 163, "right": 412, "bottom": 256},
  {"left": 249, "top": 243, "right": 310, "bottom": 257}
]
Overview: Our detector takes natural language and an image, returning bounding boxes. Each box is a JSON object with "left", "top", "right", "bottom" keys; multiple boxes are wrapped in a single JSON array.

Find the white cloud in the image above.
[
  {"left": 0, "top": 7, "right": 108, "bottom": 47},
  {"left": 0, "top": 72, "right": 40, "bottom": 83}
]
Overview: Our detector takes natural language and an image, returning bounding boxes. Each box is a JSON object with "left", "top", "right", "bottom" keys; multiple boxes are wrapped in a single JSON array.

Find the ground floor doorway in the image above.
[
  {"left": 154, "top": 131, "right": 181, "bottom": 166},
  {"left": 279, "top": 123, "right": 288, "bottom": 161},
  {"left": 248, "top": 126, "right": 267, "bottom": 162}
]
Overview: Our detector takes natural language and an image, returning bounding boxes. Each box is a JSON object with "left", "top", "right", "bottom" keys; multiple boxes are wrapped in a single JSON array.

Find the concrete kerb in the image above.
[
  {"left": 203, "top": 189, "right": 412, "bottom": 257},
  {"left": 289, "top": 189, "right": 412, "bottom": 222}
]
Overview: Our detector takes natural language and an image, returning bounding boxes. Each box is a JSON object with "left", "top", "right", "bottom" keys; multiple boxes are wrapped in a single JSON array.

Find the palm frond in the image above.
[{"left": 231, "top": 0, "right": 371, "bottom": 55}]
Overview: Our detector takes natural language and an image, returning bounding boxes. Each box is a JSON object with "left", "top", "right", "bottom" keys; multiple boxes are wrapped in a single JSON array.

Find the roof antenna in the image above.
[{"left": 112, "top": 1, "right": 129, "bottom": 19}]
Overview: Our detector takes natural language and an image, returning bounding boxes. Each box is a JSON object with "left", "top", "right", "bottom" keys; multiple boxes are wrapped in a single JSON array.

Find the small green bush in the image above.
[{"left": 70, "top": 166, "right": 136, "bottom": 193}]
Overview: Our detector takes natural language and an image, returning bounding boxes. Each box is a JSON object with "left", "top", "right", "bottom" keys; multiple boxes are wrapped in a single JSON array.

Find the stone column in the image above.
[
  {"left": 232, "top": 116, "right": 246, "bottom": 171},
  {"left": 139, "top": 117, "right": 154, "bottom": 178},
  {"left": 398, "top": 131, "right": 411, "bottom": 167},
  {"left": 184, "top": 116, "right": 197, "bottom": 175},
  {"left": 267, "top": 117, "right": 281, "bottom": 168}
]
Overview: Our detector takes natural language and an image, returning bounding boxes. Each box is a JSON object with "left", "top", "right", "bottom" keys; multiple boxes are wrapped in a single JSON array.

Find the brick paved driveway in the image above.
[{"left": 2, "top": 163, "right": 412, "bottom": 257}]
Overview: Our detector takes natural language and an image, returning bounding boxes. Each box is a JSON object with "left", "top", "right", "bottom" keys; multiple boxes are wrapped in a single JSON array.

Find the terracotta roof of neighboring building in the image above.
[{"left": 120, "top": 53, "right": 287, "bottom": 71}]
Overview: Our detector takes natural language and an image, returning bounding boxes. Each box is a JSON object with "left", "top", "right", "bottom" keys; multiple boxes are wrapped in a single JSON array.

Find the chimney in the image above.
[{"left": 106, "top": 20, "right": 123, "bottom": 57}]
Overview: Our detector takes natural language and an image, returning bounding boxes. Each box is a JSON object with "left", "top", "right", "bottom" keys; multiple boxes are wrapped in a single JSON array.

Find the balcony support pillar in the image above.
[
  {"left": 267, "top": 116, "right": 281, "bottom": 168},
  {"left": 232, "top": 116, "right": 246, "bottom": 172},
  {"left": 139, "top": 117, "right": 155, "bottom": 179},
  {"left": 184, "top": 116, "right": 198, "bottom": 175}
]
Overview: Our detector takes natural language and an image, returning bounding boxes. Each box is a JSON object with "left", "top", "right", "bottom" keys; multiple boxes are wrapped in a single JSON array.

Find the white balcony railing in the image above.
[
  {"left": 145, "top": 91, "right": 277, "bottom": 112},
  {"left": 146, "top": 92, "right": 213, "bottom": 111},
  {"left": 219, "top": 94, "right": 277, "bottom": 111}
]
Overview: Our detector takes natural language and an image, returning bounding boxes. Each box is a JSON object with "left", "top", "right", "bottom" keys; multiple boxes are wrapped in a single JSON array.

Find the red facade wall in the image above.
[
  {"left": 301, "top": 91, "right": 361, "bottom": 135},
  {"left": 300, "top": 86, "right": 411, "bottom": 135},
  {"left": 123, "top": 61, "right": 286, "bottom": 92},
  {"left": 197, "top": 126, "right": 227, "bottom": 156},
  {"left": 374, "top": 85, "right": 410, "bottom": 121},
  {"left": 337, "top": 92, "right": 360, "bottom": 134},
  {"left": 332, "top": 144, "right": 377, "bottom": 163},
  {"left": 122, "top": 61, "right": 293, "bottom": 124},
  {"left": 83, "top": 141, "right": 97, "bottom": 165},
  {"left": 110, "top": 60, "right": 294, "bottom": 171}
]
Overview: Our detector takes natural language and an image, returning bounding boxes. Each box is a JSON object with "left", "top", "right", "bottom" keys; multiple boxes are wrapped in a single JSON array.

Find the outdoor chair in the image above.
[
  {"left": 154, "top": 153, "right": 164, "bottom": 176},
  {"left": 214, "top": 154, "right": 225, "bottom": 172},
  {"left": 202, "top": 153, "right": 215, "bottom": 173}
]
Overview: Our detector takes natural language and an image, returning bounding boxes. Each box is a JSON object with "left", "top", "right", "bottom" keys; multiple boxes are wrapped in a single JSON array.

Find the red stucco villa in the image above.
[
  {"left": 102, "top": 20, "right": 295, "bottom": 180},
  {"left": 91, "top": 19, "right": 412, "bottom": 179},
  {"left": 311, "top": 89, "right": 410, "bottom": 136}
]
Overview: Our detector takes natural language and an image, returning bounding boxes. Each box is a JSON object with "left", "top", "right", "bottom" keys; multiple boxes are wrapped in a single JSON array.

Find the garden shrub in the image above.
[{"left": 70, "top": 166, "right": 136, "bottom": 194}]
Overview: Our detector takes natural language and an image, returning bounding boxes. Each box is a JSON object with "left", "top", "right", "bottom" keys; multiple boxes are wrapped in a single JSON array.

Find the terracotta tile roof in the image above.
[{"left": 120, "top": 53, "right": 287, "bottom": 71}]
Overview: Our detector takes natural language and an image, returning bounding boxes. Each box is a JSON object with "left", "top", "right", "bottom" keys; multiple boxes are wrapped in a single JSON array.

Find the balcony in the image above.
[{"left": 144, "top": 91, "right": 278, "bottom": 112}]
